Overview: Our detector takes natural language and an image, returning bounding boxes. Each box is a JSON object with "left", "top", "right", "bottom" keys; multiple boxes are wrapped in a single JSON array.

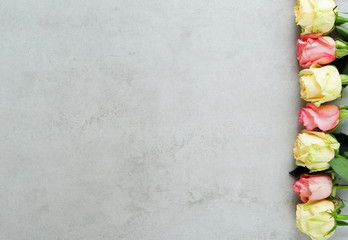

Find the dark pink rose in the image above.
[
  {"left": 293, "top": 174, "right": 333, "bottom": 202},
  {"left": 297, "top": 33, "right": 336, "bottom": 68},
  {"left": 298, "top": 103, "right": 339, "bottom": 132}
]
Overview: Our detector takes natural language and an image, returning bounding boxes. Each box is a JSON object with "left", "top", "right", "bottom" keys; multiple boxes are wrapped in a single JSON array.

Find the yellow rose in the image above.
[
  {"left": 295, "top": 0, "right": 336, "bottom": 34},
  {"left": 296, "top": 200, "right": 336, "bottom": 240},
  {"left": 293, "top": 130, "right": 339, "bottom": 171},
  {"left": 299, "top": 65, "right": 342, "bottom": 106}
]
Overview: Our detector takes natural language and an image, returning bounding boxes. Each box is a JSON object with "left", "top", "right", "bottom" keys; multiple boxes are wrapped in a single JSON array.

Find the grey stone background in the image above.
[{"left": 1, "top": 0, "right": 348, "bottom": 239}]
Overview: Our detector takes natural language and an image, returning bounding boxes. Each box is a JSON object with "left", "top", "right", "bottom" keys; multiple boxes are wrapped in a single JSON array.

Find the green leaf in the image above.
[
  {"left": 332, "top": 133, "right": 348, "bottom": 156},
  {"left": 289, "top": 166, "right": 309, "bottom": 177},
  {"left": 329, "top": 156, "right": 348, "bottom": 182},
  {"left": 337, "top": 221, "right": 348, "bottom": 226},
  {"left": 289, "top": 167, "right": 334, "bottom": 178},
  {"left": 336, "top": 26, "right": 348, "bottom": 40}
]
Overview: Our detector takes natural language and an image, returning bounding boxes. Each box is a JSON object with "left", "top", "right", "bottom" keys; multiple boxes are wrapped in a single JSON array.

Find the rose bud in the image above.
[
  {"left": 298, "top": 103, "right": 339, "bottom": 132},
  {"left": 297, "top": 34, "right": 348, "bottom": 68},
  {"left": 293, "top": 174, "right": 333, "bottom": 202},
  {"left": 297, "top": 34, "right": 336, "bottom": 68},
  {"left": 296, "top": 200, "right": 336, "bottom": 240},
  {"left": 295, "top": 0, "right": 336, "bottom": 34},
  {"left": 299, "top": 65, "right": 344, "bottom": 106},
  {"left": 293, "top": 130, "right": 339, "bottom": 172}
]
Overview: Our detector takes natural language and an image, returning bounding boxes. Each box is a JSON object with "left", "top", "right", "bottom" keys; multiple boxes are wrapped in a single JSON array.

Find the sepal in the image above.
[
  {"left": 337, "top": 49, "right": 348, "bottom": 58},
  {"left": 337, "top": 221, "right": 348, "bottom": 226},
  {"left": 336, "top": 39, "right": 348, "bottom": 49},
  {"left": 336, "top": 15, "right": 348, "bottom": 25},
  {"left": 340, "top": 109, "right": 348, "bottom": 120}
]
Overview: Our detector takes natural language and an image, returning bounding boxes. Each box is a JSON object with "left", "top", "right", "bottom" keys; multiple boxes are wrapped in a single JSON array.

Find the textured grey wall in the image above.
[{"left": 2, "top": 0, "right": 347, "bottom": 239}]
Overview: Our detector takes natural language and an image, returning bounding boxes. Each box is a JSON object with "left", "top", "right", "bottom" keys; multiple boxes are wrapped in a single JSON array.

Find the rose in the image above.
[
  {"left": 293, "top": 130, "right": 339, "bottom": 171},
  {"left": 296, "top": 199, "right": 348, "bottom": 239},
  {"left": 299, "top": 65, "right": 342, "bottom": 106},
  {"left": 298, "top": 103, "right": 339, "bottom": 131},
  {"left": 296, "top": 200, "right": 336, "bottom": 240},
  {"left": 293, "top": 174, "right": 333, "bottom": 202},
  {"left": 297, "top": 34, "right": 336, "bottom": 68},
  {"left": 297, "top": 35, "right": 348, "bottom": 68},
  {"left": 295, "top": 0, "right": 336, "bottom": 34}
]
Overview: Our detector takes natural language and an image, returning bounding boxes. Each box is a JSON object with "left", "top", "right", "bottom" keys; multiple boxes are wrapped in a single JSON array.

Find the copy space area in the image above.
[{"left": 1, "top": 0, "right": 341, "bottom": 239}]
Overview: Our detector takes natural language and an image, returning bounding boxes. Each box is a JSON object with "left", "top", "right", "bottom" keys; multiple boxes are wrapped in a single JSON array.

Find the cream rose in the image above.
[
  {"left": 296, "top": 200, "right": 336, "bottom": 240},
  {"left": 295, "top": 0, "right": 336, "bottom": 34},
  {"left": 299, "top": 65, "right": 342, "bottom": 106},
  {"left": 293, "top": 130, "right": 339, "bottom": 171}
]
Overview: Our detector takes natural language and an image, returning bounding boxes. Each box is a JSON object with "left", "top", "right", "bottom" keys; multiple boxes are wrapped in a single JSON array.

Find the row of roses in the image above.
[{"left": 293, "top": 0, "right": 348, "bottom": 239}]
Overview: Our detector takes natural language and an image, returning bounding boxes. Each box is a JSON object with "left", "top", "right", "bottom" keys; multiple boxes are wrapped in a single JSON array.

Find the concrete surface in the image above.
[{"left": 2, "top": 0, "right": 348, "bottom": 239}]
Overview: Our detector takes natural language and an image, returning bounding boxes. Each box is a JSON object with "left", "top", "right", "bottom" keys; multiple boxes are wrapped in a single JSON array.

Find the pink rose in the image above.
[
  {"left": 298, "top": 103, "right": 339, "bottom": 132},
  {"left": 297, "top": 33, "right": 336, "bottom": 68},
  {"left": 293, "top": 174, "right": 333, "bottom": 202}
]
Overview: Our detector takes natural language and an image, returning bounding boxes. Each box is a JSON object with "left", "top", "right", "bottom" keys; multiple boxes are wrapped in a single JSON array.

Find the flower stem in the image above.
[
  {"left": 336, "top": 185, "right": 348, "bottom": 190},
  {"left": 335, "top": 214, "right": 348, "bottom": 220}
]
